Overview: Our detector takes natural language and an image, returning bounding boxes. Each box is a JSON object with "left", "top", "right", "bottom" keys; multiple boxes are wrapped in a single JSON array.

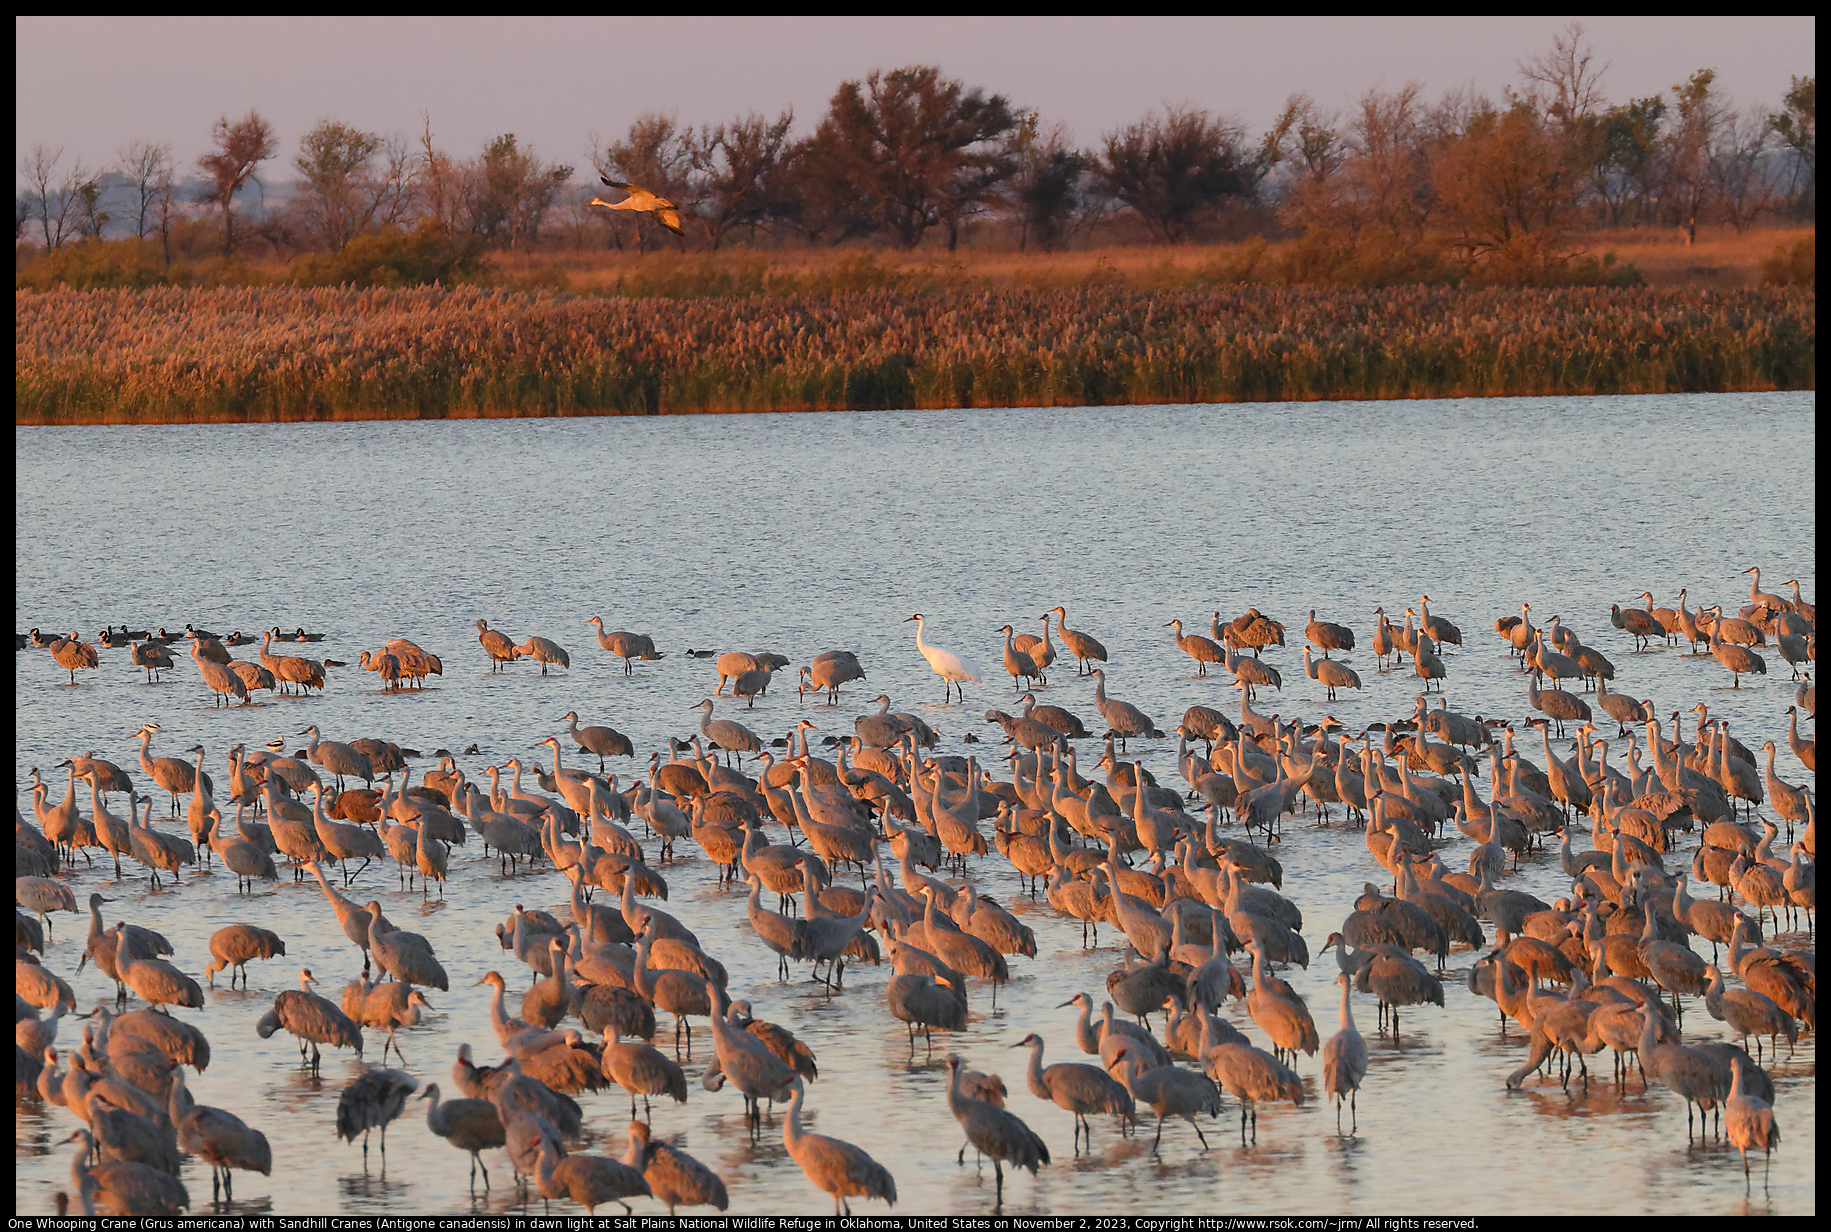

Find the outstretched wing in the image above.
[
  {"left": 656, "top": 207, "right": 685, "bottom": 236},
  {"left": 601, "top": 176, "right": 629, "bottom": 189}
]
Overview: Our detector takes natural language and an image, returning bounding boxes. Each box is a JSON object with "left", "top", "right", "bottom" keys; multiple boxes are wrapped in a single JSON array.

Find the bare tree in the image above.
[
  {"left": 197, "top": 110, "right": 278, "bottom": 256},
  {"left": 1710, "top": 107, "right": 1777, "bottom": 233},
  {"left": 118, "top": 141, "right": 174, "bottom": 239},
  {"left": 1347, "top": 84, "right": 1433, "bottom": 239},
  {"left": 418, "top": 114, "right": 462, "bottom": 234},
  {"left": 20, "top": 145, "right": 88, "bottom": 251},
  {"left": 690, "top": 109, "right": 795, "bottom": 250},
  {"left": 1518, "top": 22, "right": 1609, "bottom": 127}
]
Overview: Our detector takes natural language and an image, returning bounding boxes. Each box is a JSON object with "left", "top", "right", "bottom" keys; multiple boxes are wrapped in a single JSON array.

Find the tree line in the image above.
[{"left": 16, "top": 26, "right": 1816, "bottom": 283}]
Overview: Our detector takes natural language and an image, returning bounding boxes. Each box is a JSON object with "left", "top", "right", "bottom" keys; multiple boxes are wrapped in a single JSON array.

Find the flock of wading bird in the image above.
[{"left": 15, "top": 567, "right": 1817, "bottom": 1214}]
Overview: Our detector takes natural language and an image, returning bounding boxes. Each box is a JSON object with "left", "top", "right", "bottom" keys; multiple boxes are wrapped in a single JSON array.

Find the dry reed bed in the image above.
[{"left": 15, "top": 285, "right": 1814, "bottom": 424}]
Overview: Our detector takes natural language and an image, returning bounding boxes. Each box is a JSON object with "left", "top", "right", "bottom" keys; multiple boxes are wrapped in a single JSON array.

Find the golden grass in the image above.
[
  {"left": 1571, "top": 226, "right": 1816, "bottom": 289},
  {"left": 15, "top": 283, "right": 1814, "bottom": 426}
]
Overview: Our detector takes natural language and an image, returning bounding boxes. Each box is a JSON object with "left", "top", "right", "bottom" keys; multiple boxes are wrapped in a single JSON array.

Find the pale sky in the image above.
[{"left": 15, "top": 16, "right": 1815, "bottom": 183}]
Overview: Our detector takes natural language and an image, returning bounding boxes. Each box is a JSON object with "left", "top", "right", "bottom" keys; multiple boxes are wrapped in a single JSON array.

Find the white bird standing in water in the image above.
[{"left": 905, "top": 614, "right": 983, "bottom": 704}]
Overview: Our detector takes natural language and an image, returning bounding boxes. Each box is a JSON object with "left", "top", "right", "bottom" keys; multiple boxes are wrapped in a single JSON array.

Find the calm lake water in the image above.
[{"left": 14, "top": 392, "right": 1816, "bottom": 1217}]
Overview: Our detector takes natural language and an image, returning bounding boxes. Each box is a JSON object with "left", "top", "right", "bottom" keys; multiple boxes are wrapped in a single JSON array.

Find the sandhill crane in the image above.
[
  {"left": 801, "top": 653, "right": 868, "bottom": 705},
  {"left": 1303, "top": 645, "right": 1361, "bottom": 701},
  {"left": 994, "top": 624, "right": 1040, "bottom": 691},
  {"left": 1090, "top": 669, "right": 1156, "bottom": 751},
  {"left": 188, "top": 638, "right": 247, "bottom": 706},
  {"left": 131, "top": 640, "right": 173, "bottom": 682},
  {"left": 420, "top": 1082, "right": 507, "bottom": 1191},
  {"left": 133, "top": 724, "right": 205, "bottom": 814},
  {"left": 301, "top": 725, "right": 373, "bottom": 791},
  {"left": 1321, "top": 973, "right": 1368, "bottom": 1133},
  {"left": 114, "top": 939, "right": 203, "bottom": 1013},
  {"left": 1703, "top": 964, "right": 1796, "bottom": 1062},
  {"left": 586, "top": 616, "right": 660, "bottom": 673},
  {"left": 16, "top": 876, "right": 76, "bottom": 935},
  {"left": 887, "top": 971, "right": 967, "bottom": 1055},
  {"left": 600, "top": 1041, "right": 687, "bottom": 1121},
  {"left": 635, "top": 922, "right": 711, "bottom": 1058},
  {"left": 1166, "top": 619, "right": 1225, "bottom": 675},
  {"left": 534, "top": 1137, "right": 650, "bottom": 1215},
  {"left": 366, "top": 902, "right": 449, "bottom": 990},
  {"left": 257, "top": 969, "right": 363, "bottom": 1074},
  {"left": 945, "top": 1052, "right": 1048, "bottom": 1205},
  {"left": 477, "top": 619, "right": 520, "bottom": 671},
  {"left": 202, "top": 924, "right": 286, "bottom": 988},
  {"left": 1011, "top": 1032, "right": 1133, "bottom": 1153},
  {"left": 64, "top": 1129, "right": 189, "bottom": 1215},
  {"left": 1725, "top": 1056, "right": 1780, "bottom": 1189},
  {"left": 1527, "top": 669, "right": 1591, "bottom": 737},
  {"left": 591, "top": 176, "right": 685, "bottom": 234},
  {"left": 695, "top": 698, "right": 763, "bottom": 761},
  {"left": 1636, "top": 1002, "right": 1728, "bottom": 1140},
  {"left": 1246, "top": 943, "right": 1319, "bottom": 1063},
  {"left": 622, "top": 1120, "right": 728, "bottom": 1214},
  {"left": 1373, "top": 606, "right": 1402, "bottom": 668},
  {"left": 342, "top": 979, "right": 433, "bottom": 1064},
  {"left": 337, "top": 1067, "right": 418, "bottom": 1162},
  {"left": 781, "top": 1075, "right": 896, "bottom": 1215},
  {"left": 906, "top": 614, "right": 983, "bottom": 703},
  {"left": 1106, "top": 1042, "right": 1222, "bottom": 1151},
  {"left": 168, "top": 1067, "right": 270, "bottom": 1202},
  {"left": 557, "top": 710, "right": 633, "bottom": 771},
  {"left": 1707, "top": 611, "right": 1767, "bottom": 687},
  {"left": 1202, "top": 1028, "right": 1303, "bottom": 1146},
  {"left": 516, "top": 634, "right": 570, "bottom": 675},
  {"left": 1611, "top": 595, "right": 1666, "bottom": 652},
  {"left": 1305, "top": 609, "right": 1355, "bottom": 657},
  {"left": 47, "top": 631, "right": 99, "bottom": 684},
  {"left": 258, "top": 631, "right": 324, "bottom": 694},
  {"left": 1049, "top": 606, "right": 1108, "bottom": 675},
  {"left": 1224, "top": 640, "right": 1282, "bottom": 699}
]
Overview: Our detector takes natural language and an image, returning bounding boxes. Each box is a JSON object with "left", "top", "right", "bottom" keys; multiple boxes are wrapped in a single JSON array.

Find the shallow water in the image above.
[{"left": 15, "top": 392, "right": 1816, "bottom": 1216}]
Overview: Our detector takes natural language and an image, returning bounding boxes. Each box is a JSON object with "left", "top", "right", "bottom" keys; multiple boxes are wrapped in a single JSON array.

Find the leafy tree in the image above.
[
  {"left": 799, "top": 65, "right": 1019, "bottom": 249},
  {"left": 1769, "top": 75, "right": 1814, "bottom": 213},
  {"left": 474, "top": 134, "right": 572, "bottom": 250},
  {"left": 196, "top": 110, "right": 277, "bottom": 256},
  {"left": 1664, "top": 70, "right": 1728, "bottom": 243},
  {"left": 1432, "top": 99, "right": 1580, "bottom": 272},
  {"left": 1007, "top": 113, "right": 1088, "bottom": 252},
  {"left": 1096, "top": 105, "right": 1256, "bottom": 243},
  {"left": 294, "top": 120, "right": 414, "bottom": 250},
  {"left": 73, "top": 178, "right": 109, "bottom": 242},
  {"left": 1577, "top": 97, "right": 1663, "bottom": 225}
]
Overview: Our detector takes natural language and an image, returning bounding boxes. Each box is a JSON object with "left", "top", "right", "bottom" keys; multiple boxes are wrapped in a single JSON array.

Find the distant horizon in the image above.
[{"left": 15, "top": 16, "right": 1814, "bottom": 184}]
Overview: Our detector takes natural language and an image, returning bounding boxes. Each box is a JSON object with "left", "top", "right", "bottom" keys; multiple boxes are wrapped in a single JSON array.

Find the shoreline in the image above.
[{"left": 13, "top": 380, "right": 1814, "bottom": 428}]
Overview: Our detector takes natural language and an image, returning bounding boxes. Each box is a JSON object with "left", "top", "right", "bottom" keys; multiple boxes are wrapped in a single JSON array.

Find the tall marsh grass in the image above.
[{"left": 15, "top": 284, "right": 1814, "bottom": 425}]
